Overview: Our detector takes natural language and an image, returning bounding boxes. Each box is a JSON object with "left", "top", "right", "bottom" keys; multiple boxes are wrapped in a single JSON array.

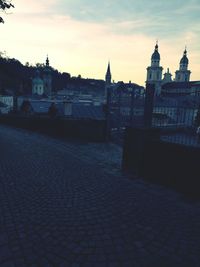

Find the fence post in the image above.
[{"left": 144, "top": 83, "right": 155, "bottom": 128}]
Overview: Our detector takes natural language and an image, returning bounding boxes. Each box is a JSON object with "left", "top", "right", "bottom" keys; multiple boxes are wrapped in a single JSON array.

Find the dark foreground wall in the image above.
[
  {"left": 0, "top": 115, "right": 107, "bottom": 142},
  {"left": 122, "top": 127, "right": 200, "bottom": 197}
]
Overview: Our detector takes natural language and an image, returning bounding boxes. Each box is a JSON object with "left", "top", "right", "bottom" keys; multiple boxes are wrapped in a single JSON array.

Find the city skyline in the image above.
[{"left": 1, "top": 0, "right": 200, "bottom": 86}]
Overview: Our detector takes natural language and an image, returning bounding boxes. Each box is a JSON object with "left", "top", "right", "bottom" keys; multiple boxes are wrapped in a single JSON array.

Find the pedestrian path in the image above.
[{"left": 0, "top": 125, "right": 200, "bottom": 267}]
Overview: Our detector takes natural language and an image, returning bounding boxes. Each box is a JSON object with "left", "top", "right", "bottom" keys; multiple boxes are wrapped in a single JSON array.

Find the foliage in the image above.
[
  {"left": 0, "top": 54, "right": 71, "bottom": 95},
  {"left": 0, "top": 52, "right": 105, "bottom": 96},
  {"left": 0, "top": 0, "right": 14, "bottom": 23}
]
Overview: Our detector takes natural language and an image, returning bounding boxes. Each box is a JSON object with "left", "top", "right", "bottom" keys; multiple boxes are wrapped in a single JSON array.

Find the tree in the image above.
[{"left": 0, "top": 0, "right": 14, "bottom": 23}]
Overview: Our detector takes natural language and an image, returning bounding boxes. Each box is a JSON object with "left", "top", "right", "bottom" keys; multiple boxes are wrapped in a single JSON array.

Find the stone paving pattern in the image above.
[{"left": 0, "top": 125, "right": 200, "bottom": 267}]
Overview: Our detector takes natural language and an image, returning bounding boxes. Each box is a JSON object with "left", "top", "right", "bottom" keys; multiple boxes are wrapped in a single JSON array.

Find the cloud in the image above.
[
  {"left": 0, "top": 0, "right": 199, "bottom": 85},
  {"left": 53, "top": 0, "right": 200, "bottom": 40}
]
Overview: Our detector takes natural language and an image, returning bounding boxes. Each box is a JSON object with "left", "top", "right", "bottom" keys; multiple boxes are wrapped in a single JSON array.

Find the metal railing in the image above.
[{"left": 107, "top": 84, "right": 200, "bottom": 147}]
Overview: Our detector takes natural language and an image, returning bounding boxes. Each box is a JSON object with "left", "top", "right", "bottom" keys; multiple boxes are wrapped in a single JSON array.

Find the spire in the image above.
[
  {"left": 151, "top": 42, "right": 160, "bottom": 61},
  {"left": 105, "top": 61, "right": 111, "bottom": 85},
  {"left": 46, "top": 55, "right": 49, "bottom": 67},
  {"left": 106, "top": 61, "right": 111, "bottom": 76},
  {"left": 155, "top": 40, "right": 158, "bottom": 51},
  {"left": 180, "top": 47, "right": 188, "bottom": 65}
]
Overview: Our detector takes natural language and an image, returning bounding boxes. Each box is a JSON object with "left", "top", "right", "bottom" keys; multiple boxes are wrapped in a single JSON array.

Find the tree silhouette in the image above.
[{"left": 0, "top": 0, "right": 14, "bottom": 23}]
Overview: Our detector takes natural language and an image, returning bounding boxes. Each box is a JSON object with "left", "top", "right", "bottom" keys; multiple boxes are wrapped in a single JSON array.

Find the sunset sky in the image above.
[{"left": 1, "top": 0, "right": 200, "bottom": 86}]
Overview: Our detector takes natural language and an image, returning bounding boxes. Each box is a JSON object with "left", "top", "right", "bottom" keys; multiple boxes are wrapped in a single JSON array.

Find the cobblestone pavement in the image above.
[{"left": 0, "top": 125, "right": 200, "bottom": 267}]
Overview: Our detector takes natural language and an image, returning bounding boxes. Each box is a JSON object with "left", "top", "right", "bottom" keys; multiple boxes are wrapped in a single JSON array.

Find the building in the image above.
[
  {"left": 32, "top": 56, "right": 52, "bottom": 96},
  {"left": 32, "top": 70, "right": 44, "bottom": 95},
  {"left": 146, "top": 43, "right": 163, "bottom": 96},
  {"left": 175, "top": 49, "right": 191, "bottom": 82},
  {"left": 146, "top": 43, "right": 200, "bottom": 97}
]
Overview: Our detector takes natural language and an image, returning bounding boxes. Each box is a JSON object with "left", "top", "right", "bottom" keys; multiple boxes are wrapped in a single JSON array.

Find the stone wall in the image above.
[
  {"left": 0, "top": 115, "right": 107, "bottom": 142},
  {"left": 122, "top": 127, "right": 200, "bottom": 197}
]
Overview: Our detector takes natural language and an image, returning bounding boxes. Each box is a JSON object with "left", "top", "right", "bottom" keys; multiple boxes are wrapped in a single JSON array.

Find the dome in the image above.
[
  {"left": 151, "top": 44, "right": 160, "bottom": 60},
  {"left": 180, "top": 49, "right": 188, "bottom": 64}
]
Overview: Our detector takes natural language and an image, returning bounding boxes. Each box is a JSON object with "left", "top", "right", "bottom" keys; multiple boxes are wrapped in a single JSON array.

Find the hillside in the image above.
[{"left": 0, "top": 55, "right": 105, "bottom": 96}]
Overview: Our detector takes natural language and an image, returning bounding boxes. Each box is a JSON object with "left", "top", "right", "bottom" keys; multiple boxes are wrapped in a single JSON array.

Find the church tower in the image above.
[
  {"left": 32, "top": 70, "right": 44, "bottom": 95},
  {"left": 175, "top": 49, "right": 191, "bottom": 82},
  {"left": 43, "top": 55, "right": 52, "bottom": 96},
  {"left": 105, "top": 61, "right": 111, "bottom": 85},
  {"left": 146, "top": 43, "right": 163, "bottom": 96},
  {"left": 105, "top": 61, "right": 112, "bottom": 97}
]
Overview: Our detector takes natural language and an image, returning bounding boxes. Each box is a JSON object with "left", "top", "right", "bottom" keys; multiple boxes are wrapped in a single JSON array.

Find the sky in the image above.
[{"left": 0, "top": 0, "right": 200, "bottom": 86}]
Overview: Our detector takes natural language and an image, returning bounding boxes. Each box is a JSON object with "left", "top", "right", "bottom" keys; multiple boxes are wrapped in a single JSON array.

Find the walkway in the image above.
[{"left": 0, "top": 125, "right": 200, "bottom": 267}]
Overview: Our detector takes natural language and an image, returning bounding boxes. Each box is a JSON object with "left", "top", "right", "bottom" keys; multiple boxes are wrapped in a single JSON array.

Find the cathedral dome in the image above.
[
  {"left": 180, "top": 49, "right": 188, "bottom": 64},
  {"left": 151, "top": 44, "right": 160, "bottom": 60}
]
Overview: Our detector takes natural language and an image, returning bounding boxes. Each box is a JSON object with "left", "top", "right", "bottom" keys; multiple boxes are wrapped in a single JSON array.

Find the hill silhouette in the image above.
[{"left": 0, "top": 54, "right": 105, "bottom": 96}]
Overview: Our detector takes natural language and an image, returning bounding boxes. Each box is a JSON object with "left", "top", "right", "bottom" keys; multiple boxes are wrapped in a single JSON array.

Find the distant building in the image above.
[
  {"left": 146, "top": 43, "right": 163, "bottom": 96},
  {"left": 32, "top": 70, "right": 44, "bottom": 95},
  {"left": 146, "top": 43, "right": 199, "bottom": 97},
  {"left": 0, "top": 95, "right": 13, "bottom": 113},
  {"left": 175, "top": 49, "right": 191, "bottom": 82},
  {"left": 32, "top": 56, "right": 52, "bottom": 96},
  {"left": 162, "top": 81, "right": 200, "bottom": 97}
]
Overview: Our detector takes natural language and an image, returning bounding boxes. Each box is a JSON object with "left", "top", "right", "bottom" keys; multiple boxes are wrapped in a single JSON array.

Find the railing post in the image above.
[{"left": 144, "top": 83, "right": 155, "bottom": 128}]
